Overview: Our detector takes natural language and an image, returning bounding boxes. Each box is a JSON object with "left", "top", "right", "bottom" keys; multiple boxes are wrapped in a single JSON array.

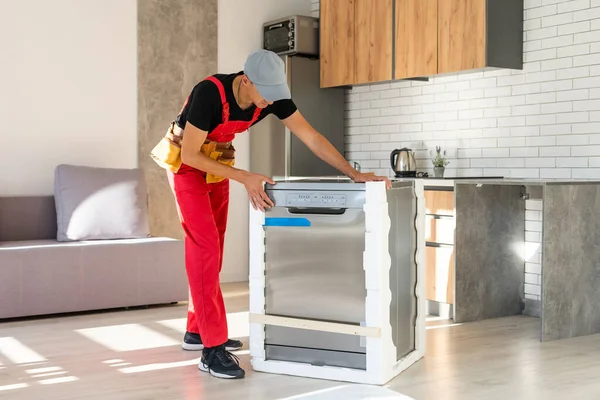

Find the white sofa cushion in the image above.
[{"left": 54, "top": 164, "right": 151, "bottom": 241}]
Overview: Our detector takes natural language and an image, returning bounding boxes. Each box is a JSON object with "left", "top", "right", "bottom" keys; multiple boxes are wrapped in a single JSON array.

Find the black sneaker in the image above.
[
  {"left": 198, "top": 345, "right": 245, "bottom": 379},
  {"left": 182, "top": 332, "right": 243, "bottom": 351}
]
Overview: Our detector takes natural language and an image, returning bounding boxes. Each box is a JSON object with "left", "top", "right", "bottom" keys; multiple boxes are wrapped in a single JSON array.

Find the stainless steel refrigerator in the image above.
[{"left": 249, "top": 55, "right": 345, "bottom": 179}]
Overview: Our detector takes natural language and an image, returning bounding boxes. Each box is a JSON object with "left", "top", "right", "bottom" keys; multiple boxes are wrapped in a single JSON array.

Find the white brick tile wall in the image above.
[
  {"left": 557, "top": 65, "right": 590, "bottom": 79},
  {"left": 559, "top": 0, "right": 591, "bottom": 13},
  {"left": 310, "top": 0, "right": 600, "bottom": 302},
  {"left": 542, "top": 12, "right": 574, "bottom": 27},
  {"left": 528, "top": 4, "right": 559, "bottom": 18}
]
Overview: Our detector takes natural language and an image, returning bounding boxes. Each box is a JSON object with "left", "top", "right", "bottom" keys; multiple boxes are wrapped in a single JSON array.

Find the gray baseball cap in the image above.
[{"left": 244, "top": 49, "right": 291, "bottom": 102}]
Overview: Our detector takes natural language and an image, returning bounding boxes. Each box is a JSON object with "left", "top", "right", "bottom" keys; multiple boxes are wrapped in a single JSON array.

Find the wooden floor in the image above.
[{"left": 2, "top": 282, "right": 600, "bottom": 400}]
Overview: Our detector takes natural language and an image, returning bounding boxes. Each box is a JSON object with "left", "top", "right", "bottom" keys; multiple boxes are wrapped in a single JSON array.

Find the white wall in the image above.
[
  {"left": 218, "top": 0, "right": 312, "bottom": 283},
  {"left": 0, "top": 0, "right": 137, "bottom": 196},
  {"left": 311, "top": 0, "right": 600, "bottom": 303}
]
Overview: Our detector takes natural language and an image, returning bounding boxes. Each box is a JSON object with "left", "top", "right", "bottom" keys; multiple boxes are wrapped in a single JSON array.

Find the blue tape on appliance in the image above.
[{"left": 264, "top": 217, "right": 311, "bottom": 227}]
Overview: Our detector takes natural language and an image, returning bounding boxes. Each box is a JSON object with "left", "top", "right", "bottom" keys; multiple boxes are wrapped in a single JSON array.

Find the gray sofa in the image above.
[{"left": 0, "top": 165, "right": 188, "bottom": 319}]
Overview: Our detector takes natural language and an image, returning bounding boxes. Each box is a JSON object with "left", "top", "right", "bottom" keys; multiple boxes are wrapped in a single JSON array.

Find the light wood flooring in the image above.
[{"left": 2, "top": 282, "right": 600, "bottom": 400}]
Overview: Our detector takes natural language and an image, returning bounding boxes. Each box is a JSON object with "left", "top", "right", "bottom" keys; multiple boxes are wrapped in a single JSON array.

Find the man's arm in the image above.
[
  {"left": 181, "top": 122, "right": 275, "bottom": 210},
  {"left": 281, "top": 110, "right": 358, "bottom": 179},
  {"left": 181, "top": 122, "right": 246, "bottom": 181},
  {"left": 281, "top": 110, "right": 391, "bottom": 188}
]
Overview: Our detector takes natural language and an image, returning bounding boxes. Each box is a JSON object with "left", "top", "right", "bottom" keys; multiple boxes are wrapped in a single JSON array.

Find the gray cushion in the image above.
[{"left": 54, "top": 164, "right": 151, "bottom": 241}]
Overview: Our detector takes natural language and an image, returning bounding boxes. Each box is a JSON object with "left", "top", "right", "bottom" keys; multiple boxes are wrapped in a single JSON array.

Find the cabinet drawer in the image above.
[
  {"left": 424, "top": 190, "right": 454, "bottom": 216},
  {"left": 425, "top": 216, "right": 455, "bottom": 245},
  {"left": 426, "top": 245, "right": 455, "bottom": 304}
]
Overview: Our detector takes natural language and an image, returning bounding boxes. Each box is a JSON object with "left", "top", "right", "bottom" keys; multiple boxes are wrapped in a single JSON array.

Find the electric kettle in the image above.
[{"left": 390, "top": 148, "right": 417, "bottom": 177}]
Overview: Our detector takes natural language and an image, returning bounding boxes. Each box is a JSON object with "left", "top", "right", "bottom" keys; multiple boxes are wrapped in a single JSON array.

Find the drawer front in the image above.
[
  {"left": 424, "top": 190, "right": 455, "bottom": 216},
  {"left": 425, "top": 216, "right": 455, "bottom": 245}
]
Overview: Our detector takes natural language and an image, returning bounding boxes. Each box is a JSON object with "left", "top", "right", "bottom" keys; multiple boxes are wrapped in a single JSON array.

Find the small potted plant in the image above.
[{"left": 431, "top": 146, "right": 449, "bottom": 178}]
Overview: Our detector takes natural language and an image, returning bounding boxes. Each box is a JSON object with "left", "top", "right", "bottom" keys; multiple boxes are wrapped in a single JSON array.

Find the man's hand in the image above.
[
  {"left": 239, "top": 171, "right": 276, "bottom": 211},
  {"left": 180, "top": 122, "right": 275, "bottom": 209},
  {"left": 350, "top": 172, "right": 392, "bottom": 190}
]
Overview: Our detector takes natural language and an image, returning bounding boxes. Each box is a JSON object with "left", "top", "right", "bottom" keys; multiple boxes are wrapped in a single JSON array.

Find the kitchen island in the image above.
[
  {"left": 247, "top": 178, "right": 427, "bottom": 384},
  {"left": 453, "top": 178, "right": 600, "bottom": 342}
]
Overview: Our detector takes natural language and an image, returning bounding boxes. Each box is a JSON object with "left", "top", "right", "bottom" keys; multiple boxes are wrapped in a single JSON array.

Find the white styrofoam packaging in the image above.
[{"left": 248, "top": 180, "right": 427, "bottom": 385}]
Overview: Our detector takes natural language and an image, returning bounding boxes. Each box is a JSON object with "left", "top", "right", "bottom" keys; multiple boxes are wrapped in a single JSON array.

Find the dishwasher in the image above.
[{"left": 260, "top": 178, "right": 418, "bottom": 371}]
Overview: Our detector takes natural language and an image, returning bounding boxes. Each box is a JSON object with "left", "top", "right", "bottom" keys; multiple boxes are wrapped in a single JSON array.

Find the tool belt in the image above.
[
  {"left": 199, "top": 139, "right": 235, "bottom": 184},
  {"left": 150, "top": 122, "right": 184, "bottom": 172},
  {"left": 149, "top": 121, "right": 235, "bottom": 183}
]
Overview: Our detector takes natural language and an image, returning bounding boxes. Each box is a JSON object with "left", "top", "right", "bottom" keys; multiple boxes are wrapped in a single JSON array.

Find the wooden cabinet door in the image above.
[
  {"left": 320, "top": 0, "right": 356, "bottom": 88},
  {"left": 426, "top": 245, "right": 455, "bottom": 304},
  {"left": 394, "top": 0, "right": 438, "bottom": 79},
  {"left": 424, "top": 189, "right": 456, "bottom": 305},
  {"left": 438, "top": 0, "right": 486, "bottom": 74},
  {"left": 354, "top": 0, "right": 393, "bottom": 84},
  {"left": 424, "top": 190, "right": 455, "bottom": 216}
]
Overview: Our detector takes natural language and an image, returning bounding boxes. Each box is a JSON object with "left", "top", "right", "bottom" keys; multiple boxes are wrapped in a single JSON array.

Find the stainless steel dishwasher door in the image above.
[
  {"left": 263, "top": 205, "right": 367, "bottom": 369},
  {"left": 264, "top": 206, "right": 366, "bottom": 323}
]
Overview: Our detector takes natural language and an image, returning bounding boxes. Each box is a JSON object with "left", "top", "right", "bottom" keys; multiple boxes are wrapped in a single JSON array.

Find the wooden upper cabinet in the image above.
[
  {"left": 438, "top": 0, "right": 523, "bottom": 74},
  {"left": 394, "top": 0, "right": 438, "bottom": 79},
  {"left": 319, "top": 0, "right": 523, "bottom": 86},
  {"left": 438, "top": 0, "right": 486, "bottom": 74},
  {"left": 320, "top": 0, "right": 355, "bottom": 88},
  {"left": 355, "top": 0, "right": 393, "bottom": 84}
]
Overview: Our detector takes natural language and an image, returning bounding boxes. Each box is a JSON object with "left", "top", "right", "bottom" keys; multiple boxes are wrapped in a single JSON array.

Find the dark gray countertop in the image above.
[
  {"left": 454, "top": 178, "right": 600, "bottom": 186},
  {"left": 266, "top": 176, "right": 600, "bottom": 190}
]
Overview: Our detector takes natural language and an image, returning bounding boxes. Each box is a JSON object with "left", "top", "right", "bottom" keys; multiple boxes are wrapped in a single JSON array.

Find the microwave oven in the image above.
[{"left": 263, "top": 15, "right": 319, "bottom": 57}]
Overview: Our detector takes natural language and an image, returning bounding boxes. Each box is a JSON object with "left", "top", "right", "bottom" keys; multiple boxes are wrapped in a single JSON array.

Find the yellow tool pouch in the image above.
[
  {"left": 200, "top": 141, "right": 235, "bottom": 183},
  {"left": 150, "top": 121, "right": 183, "bottom": 173},
  {"left": 149, "top": 122, "right": 235, "bottom": 182}
]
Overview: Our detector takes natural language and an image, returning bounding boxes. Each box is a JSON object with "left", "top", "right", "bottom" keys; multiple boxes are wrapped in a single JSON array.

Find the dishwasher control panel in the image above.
[{"left": 285, "top": 192, "right": 347, "bottom": 207}]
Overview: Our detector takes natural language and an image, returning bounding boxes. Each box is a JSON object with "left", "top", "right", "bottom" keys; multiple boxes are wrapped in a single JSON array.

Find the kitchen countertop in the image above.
[
  {"left": 392, "top": 176, "right": 505, "bottom": 188},
  {"left": 454, "top": 178, "right": 600, "bottom": 186},
  {"left": 267, "top": 175, "right": 600, "bottom": 188},
  {"left": 266, "top": 175, "right": 520, "bottom": 190}
]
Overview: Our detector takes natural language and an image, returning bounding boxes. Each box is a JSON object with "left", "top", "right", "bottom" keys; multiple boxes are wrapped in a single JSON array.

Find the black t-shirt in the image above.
[{"left": 175, "top": 71, "right": 297, "bottom": 132}]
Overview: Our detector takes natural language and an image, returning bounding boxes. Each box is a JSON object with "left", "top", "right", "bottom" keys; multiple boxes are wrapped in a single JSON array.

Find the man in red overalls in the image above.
[{"left": 165, "top": 50, "right": 390, "bottom": 380}]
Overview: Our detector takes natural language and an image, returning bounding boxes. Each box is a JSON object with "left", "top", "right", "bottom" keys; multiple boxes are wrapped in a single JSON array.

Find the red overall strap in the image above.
[
  {"left": 202, "top": 75, "right": 263, "bottom": 143},
  {"left": 205, "top": 76, "right": 230, "bottom": 124}
]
